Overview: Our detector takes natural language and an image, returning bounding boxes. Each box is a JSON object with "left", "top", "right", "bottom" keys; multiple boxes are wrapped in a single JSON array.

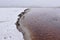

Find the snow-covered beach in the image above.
[{"left": 0, "top": 8, "right": 26, "bottom": 40}]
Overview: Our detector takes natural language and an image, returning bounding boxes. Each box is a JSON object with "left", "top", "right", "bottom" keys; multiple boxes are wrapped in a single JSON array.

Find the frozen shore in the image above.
[{"left": 0, "top": 8, "right": 26, "bottom": 40}]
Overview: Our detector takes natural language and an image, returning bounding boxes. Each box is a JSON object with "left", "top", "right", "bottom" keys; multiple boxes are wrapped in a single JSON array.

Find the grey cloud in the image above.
[{"left": 0, "top": 0, "right": 60, "bottom": 7}]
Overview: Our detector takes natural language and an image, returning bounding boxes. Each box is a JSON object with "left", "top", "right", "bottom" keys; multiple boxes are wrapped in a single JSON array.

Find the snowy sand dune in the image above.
[{"left": 0, "top": 8, "right": 26, "bottom": 40}]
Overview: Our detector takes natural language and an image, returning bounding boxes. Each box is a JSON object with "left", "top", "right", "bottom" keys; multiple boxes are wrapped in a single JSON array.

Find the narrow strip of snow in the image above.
[{"left": 0, "top": 8, "right": 26, "bottom": 40}]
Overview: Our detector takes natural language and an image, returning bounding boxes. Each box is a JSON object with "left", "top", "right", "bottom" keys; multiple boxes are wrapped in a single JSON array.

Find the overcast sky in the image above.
[{"left": 0, "top": 0, "right": 60, "bottom": 7}]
